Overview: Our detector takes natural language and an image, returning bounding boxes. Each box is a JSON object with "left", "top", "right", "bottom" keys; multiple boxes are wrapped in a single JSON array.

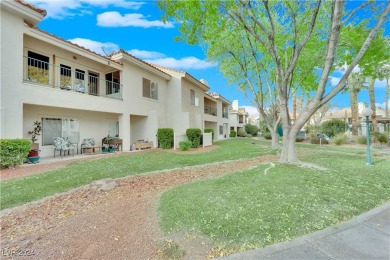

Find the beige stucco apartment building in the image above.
[{"left": 0, "top": 0, "right": 232, "bottom": 158}]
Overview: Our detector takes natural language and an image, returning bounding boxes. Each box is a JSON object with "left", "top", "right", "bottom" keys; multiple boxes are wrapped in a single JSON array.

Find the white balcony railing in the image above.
[{"left": 24, "top": 56, "right": 122, "bottom": 100}]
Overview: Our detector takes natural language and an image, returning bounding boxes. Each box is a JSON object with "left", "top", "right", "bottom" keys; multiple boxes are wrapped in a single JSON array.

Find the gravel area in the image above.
[{"left": 0, "top": 148, "right": 277, "bottom": 259}]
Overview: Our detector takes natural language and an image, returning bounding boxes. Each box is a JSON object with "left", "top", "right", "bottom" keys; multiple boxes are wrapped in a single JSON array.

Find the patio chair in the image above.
[
  {"left": 81, "top": 138, "right": 95, "bottom": 154},
  {"left": 54, "top": 137, "right": 75, "bottom": 158}
]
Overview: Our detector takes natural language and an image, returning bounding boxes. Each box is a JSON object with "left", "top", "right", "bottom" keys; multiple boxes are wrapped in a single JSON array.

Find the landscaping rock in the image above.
[{"left": 91, "top": 178, "right": 118, "bottom": 191}]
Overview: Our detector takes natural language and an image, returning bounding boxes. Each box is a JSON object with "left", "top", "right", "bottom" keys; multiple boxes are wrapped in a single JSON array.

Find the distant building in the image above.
[{"left": 229, "top": 100, "right": 249, "bottom": 133}]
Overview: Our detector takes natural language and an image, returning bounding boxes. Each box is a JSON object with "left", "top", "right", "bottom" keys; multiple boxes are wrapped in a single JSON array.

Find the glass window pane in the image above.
[{"left": 42, "top": 118, "right": 61, "bottom": 145}]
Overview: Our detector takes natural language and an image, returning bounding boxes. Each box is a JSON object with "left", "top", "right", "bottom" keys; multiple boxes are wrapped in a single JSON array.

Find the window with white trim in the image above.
[
  {"left": 190, "top": 89, "right": 199, "bottom": 106},
  {"left": 142, "top": 78, "right": 158, "bottom": 100},
  {"left": 42, "top": 118, "right": 80, "bottom": 145}
]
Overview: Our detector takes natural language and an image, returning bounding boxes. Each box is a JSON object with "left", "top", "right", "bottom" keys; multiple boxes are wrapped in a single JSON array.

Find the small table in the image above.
[{"left": 84, "top": 146, "right": 101, "bottom": 155}]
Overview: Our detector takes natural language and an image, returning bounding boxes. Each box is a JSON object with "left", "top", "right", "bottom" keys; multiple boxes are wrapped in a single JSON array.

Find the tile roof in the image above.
[
  {"left": 15, "top": 0, "right": 46, "bottom": 17},
  {"left": 112, "top": 50, "right": 170, "bottom": 77},
  {"left": 150, "top": 64, "right": 210, "bottom": 90}
]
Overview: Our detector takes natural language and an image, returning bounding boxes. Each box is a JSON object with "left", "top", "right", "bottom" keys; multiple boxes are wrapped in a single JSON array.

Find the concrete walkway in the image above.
[{"left": 222, "top": 202, "right": 390, "bottom": 260}]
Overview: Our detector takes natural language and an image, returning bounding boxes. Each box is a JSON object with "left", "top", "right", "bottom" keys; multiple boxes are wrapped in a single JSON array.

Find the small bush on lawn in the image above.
[
  {"left": 186, "top": 128, "right": 201, "bottom": 148},
  {"left": 237, "top": 128, "right": 246, "bottom": 137},
  {"left": 296, "top": 136, "right": 304, "bottom": 142},
  {"left": 332, "top": 133, "right": 348, "bottom": 145},
  {"left": 263, "top": 133, "right": 272, "bottom": 140},
  {"left": 0, "top": 139, "right": 31, "bottom": 168},
  {"left": 245, "top": 124, "right": 259, "bottom": 137},
  {"left": 373, "top": 132, "right": 388, "bottom": 144},
  {"left": 229, "top": 130, "right": 237, "bottom": 137},
  {"left": 157, "top": 128, "right": 174, "bottom": 149},
  {"left": 204, "top": 128, "right": 214, "bottom": 140},
  {"left": 355, "top": 136, "right": 367, "bottom": 145},
  {"left": 320, "top": 119, "right": 348, "bottom": 137},
  {"left": 310, "top": 137, "right": 329, "bottom": 144},
  {"left": 179, "top": 141, "right": 192, "bottom": 151}
]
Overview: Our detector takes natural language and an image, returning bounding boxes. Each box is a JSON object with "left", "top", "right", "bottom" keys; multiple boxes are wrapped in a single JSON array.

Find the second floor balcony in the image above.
[
  {"left": 222, "top": 111, "right": 229, "bottom": 119},
  {"left": 24, "top": 56, "right": 123, "bottom": 100},
  {"left": 204, "top": 105, "right": 217, "bottom": 116}
]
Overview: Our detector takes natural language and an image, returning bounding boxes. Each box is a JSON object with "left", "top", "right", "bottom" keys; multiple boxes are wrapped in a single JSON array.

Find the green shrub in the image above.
[
  {"left": 237, "top": 128, "right": 246, "bottom": 137},
  {"left": 296, "top": 136, "right": 305, "bottom": 142},
  {"left": 204, "top": 128, "right": 214, "bottom": 140},
  {"left": 263, "top": 133, "right": 272, "bottom": 140},
  {"left": 0, "top": 139, "right": 31, "bottom": 168},
  {"left": 373, "top": 132, "right": 388, "bottom": 144},
  {"left": 306, "top": 124, "right": 320, "bottom": 138},
  {"left": 244, "top": 124, "right": 259, "bottom": 137},
  {"left": 179, "top": 141, "right": 192, "bottom": 151},
  {"left": 157, "top": 128, "right": 174, "bottom": 149},
  {"left": 229, "top": 130, "right": 237, "bottom": 137},
  {"left": 320, "top": 119, "right": 347, "bottom": 137},
  {"left": 355, "top": 136, "right": 367, "bottom": 145},
  {"left": 186, "top": 128, "right": 201, "bottom": 148},
  {"left": 332, "top": 133, "right": 348, "bottom": 145},
  {"left": 310, "top": 137, "right": 329, "bottom": 144}
]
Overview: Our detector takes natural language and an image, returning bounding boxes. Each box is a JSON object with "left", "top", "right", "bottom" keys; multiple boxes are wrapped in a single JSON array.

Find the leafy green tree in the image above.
[{"left": 159, "top": 0, "right": 390, "bottom": 163}]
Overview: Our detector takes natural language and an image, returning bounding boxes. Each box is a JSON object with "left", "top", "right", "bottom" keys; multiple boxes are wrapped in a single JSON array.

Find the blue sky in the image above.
[{"left": 30, "top": 0, "right": 389, "bottom": 115}]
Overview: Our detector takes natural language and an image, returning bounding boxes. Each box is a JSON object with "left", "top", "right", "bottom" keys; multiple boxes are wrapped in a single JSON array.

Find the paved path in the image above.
[{"left": 222, "top": 202, "right": 390, "bottom": 260}]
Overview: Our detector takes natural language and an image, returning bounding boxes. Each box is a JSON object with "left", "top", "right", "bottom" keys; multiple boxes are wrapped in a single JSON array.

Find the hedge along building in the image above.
[{"left": 0, "top": 0, "right": 232, "bottom": 158}]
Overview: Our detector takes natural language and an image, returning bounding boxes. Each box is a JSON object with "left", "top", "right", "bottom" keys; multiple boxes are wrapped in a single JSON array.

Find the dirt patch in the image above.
[{"left": 0, "top": 155, "right": 277, "bottom": 260}]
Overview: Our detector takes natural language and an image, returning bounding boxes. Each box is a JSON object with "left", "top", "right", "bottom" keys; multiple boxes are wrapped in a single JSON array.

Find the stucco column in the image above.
[{"left": 118, "top": 113, "right": 130, "bottom": 151}]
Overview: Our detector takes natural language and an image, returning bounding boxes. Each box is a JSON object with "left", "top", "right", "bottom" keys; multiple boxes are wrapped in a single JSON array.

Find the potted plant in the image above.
[
  {"left": 27, "top": 121, "right": 42, "bottom": 162},
  {"left": 104, "top": 135, "right": 118, "bottom": 153}
]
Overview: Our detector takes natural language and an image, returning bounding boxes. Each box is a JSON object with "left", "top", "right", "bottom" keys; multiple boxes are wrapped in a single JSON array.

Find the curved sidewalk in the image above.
[{"left": 222, "top": 201, "right": 390, "bottom": 260}]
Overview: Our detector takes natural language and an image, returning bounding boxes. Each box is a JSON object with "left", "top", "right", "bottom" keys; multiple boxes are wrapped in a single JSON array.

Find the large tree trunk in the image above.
[
  {"left": 270, "top": 127, "right": 280, "bottom": 148},
  {"left": 293, "top": 91, "right": 297, "bottom": 122},
  {"left": 368, "top": 77, "right": 377, "bottom": 130},
  {"left": 350, "top": 90, "right": 359, "bottom": 136}
]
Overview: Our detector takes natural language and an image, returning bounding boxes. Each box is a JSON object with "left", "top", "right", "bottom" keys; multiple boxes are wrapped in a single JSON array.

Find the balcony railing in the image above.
[
  {"left": 222, "top": 111, "right": 229, "bottom": 119},
  {"left": 24, "top": 56, "right": 122, "bottom": 100},
  {"left": 204, "top": 105, "right": 217, "bottom": 116}
]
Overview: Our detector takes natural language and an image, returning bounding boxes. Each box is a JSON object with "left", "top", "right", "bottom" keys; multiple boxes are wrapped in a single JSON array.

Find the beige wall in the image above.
[
  {"left": 24, "top": 104, "right": 120, "bottom": 158},
  {"left": 1, "top": 7, "right": 25, "bottom": 138}
]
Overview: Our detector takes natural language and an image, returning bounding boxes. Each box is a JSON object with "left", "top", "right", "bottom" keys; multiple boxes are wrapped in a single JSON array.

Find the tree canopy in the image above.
[{"left": 159, "top": 0, "right": 390, "bottom": 162}]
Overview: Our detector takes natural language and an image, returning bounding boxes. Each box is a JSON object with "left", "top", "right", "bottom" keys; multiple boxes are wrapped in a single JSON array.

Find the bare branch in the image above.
[
  {"left": 320, "top": 0, "right": 390, "bottom": 106},
  {"left": 342, "top": 1, "right": 371, "bottom": 25}
]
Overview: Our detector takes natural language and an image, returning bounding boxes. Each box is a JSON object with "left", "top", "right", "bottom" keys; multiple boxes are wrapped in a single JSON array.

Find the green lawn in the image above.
[
  {"left": 0, "top": 138, "right": 277, "bottom": 210},
  {"left": 158, "top": 147, "right": 390, "bottom": 253}
]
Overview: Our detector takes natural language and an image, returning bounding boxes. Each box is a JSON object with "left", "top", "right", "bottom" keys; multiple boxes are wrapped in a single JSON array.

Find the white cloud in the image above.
[
  {"left": 241, "top": 106, "right": 259, "bottom": 116},
  {"left": 127, "top": 49, "right": 165, "bottom": 59},
  {"left": 68, "top": 38, "right": 119, "bottom": 56},
  {"left": 375, "top": 100, "right": 390, "bottom": 110},
  {"left": 145, "top": 56, "right": 216, "bottom": 70},
  {"left": 335, "top": 64, "right": 361, "bottom": 75},
  {"left": 29, "top": 0, "right": 143, "bottom": 19},
  {"left": 375, "top": 78, "right": 386, "bottom": 88},
  {"left": 97, "top": 12, "right": 174, "bottom": 28},
  {"left": 329, "top": 76, "right": 341, "bottom": 87}
]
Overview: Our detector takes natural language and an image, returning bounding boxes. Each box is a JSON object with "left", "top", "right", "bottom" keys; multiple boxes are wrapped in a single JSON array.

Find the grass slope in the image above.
[
  {"left": 158, "top": 149, "right": 390, "bottom": 252},
  {"left": 1, "top": 138, "right": 276, "bottom": 210}
]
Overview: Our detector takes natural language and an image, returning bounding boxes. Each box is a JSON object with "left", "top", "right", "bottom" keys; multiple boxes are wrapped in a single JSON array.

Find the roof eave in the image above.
[
  {"left": 2, "top": 0, "right": 45, "bottom": 26},
  {"left": 184, "top": 74, "right": 209, "bottom": 91},
  {"left": 113, "top": 52, "right": 171, "bottom": 80}
]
